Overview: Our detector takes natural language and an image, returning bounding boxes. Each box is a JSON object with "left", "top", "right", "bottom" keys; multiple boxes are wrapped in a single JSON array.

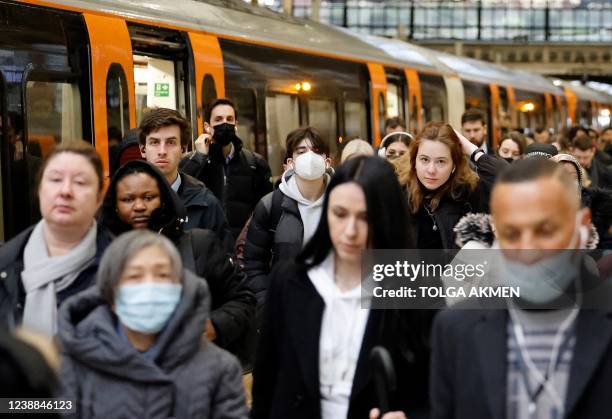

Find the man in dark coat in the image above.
[
  {"left": 431, "top": 158, "right": 612, "bottom": 419},
  {"left": 570, "top": 134, "right": 612, "bottom": 189},
  {"left": 138, "top": 108, "right": 234, "bottom": 253},
  {"left": 180, "top": 99, "right": 272, "bottom": 239}
]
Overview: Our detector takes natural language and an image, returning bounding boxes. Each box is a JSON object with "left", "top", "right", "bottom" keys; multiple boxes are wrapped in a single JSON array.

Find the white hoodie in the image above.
[{"left": 278, "top": 170, "right": 330, "bottom": 246}]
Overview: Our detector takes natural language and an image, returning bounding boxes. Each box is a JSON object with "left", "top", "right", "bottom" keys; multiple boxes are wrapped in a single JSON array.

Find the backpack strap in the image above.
[
  {"left": 241, "top": 149, "right": 257, "bottom": 171},
  {"left": 261, "top": 189, "right": 284, "bottom": 234}
]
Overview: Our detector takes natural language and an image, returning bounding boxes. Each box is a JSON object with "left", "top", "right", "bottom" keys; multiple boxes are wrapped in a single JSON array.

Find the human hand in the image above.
[
  {"left": 205, "top": 319, "right": 217, "bottom": 341},
  {"left": 195, "top": 133, "right": 212, "bottom": 155},
  {"left": 453, "top": 127, "right": 478, "bottom": 157},
  {"left": 369, "top": 408, "right": 407, "bottom": 419}
]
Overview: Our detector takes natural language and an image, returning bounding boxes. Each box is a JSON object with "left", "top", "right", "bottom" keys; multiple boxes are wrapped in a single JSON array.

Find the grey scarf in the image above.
[{"left": 21, "top": 220, "right": 97, "bottom": 335}]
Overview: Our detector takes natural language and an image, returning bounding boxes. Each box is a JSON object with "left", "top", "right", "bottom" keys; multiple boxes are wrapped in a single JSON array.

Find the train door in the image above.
[
  {"left": 84, "top": 14, "right": 136, "bottom": 176},
  {"left": 489, "top": 84, "right": 501, "bottom": 148},
  {"left": 443, "top": 76, "right": 464, "bottom": 129},
  {"left": 404, "top": 69, "right": 422, "bottom": 133},
  {"left": 367, "top": 63, "right": 387, "bottom": 146},
  {"left": 564, "top": 87, "right": 578, "bottom": 127},
  {"left": 419, "top": 73, "right": 448, "bottom": 125},
  {"left": 0, "top": 3, "right": 91, "bottom": 239},
  {"left": 506, "top": 86, "right": 518, "bottom": 130},
  {"left": 187, "top": 33, "right": 225, "bottom": 138},
  {"left": 127, "top": 23, "right": 192, "bottom": 127}
]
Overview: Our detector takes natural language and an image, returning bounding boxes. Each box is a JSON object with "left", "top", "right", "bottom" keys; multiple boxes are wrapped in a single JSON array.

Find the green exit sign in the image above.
[{"left": 154, "top": 83, "right": 170, "bottom": 97}]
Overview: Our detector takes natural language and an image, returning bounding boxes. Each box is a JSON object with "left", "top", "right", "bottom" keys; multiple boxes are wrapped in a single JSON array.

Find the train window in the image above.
[
  {"left": 106, "top": 63, "right": 130, "bottom": 157},
  {"left": 308, "top": 99, "right": 338, "bottom": 160},
  {"left": 419, "top": 74, "right": 447, "bottom": 123},
  {"left": 202, "top": 74, "right": 217, "bottom": 116},
  {"left": 387, "top": 83, "right": 401, "bottom": 119},
  {"left": 378, "top": 93, "right": 386, "bottom": 137},
  {"left": 266, "top": 94, "right": 299, "bottom": 177},
  {"left": 344, "top": 100, "right": 368, "bottom": 141},
  {"left": 462, "top": 81, "right": 491, "bottom": 128},
  {"left": 133, "top": 55, "right": 178, "bottom": 125},
  {"left": 498, "top": 87, "right": 512, "bottom": 137},
  {"left": 514, "top": 90, "right": 545, "bottom": 131},
  {"left": 227, "top": 88, "right": 257, "bottom": 152},
  {"left": 25, "top": 80, "right": 83, "bottom": 159}
]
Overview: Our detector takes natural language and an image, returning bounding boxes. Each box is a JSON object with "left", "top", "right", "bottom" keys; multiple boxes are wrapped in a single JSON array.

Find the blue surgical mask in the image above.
[
  {"left": 115, "top": 282, "right": 182, "bottom": 334},
  {"left": 500, "top": 216, "right": 587, "bottom": 305}
]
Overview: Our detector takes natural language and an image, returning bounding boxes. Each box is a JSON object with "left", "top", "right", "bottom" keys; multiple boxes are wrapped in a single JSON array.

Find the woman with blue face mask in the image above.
[{"left": 58, "top": 230, "right": 248, "bottom": 419}]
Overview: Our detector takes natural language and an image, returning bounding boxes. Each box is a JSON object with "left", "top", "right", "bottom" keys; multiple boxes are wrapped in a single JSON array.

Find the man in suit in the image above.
[
  {"left": 462, "top": 109, "right": 494, "bottom": 156},
  {"left": 431, "top": 158, "right": 612, "bottom": 419}
]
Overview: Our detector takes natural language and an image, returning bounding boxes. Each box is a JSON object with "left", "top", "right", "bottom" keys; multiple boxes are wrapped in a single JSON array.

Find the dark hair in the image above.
[
  {"left": 384, "top": 116, "right": 405, "bottom": 131},
  {"left": 38, "top": 141, "right": 104, "bottom": 192},
  {"left": 572, "top": 135, "right": 595, "bottom": 151},
  {"left": 493, "top": 158, "right": 578, "bottom": 207},
  {"left": 285, "top": 126, "right": 330, "bottom": 157},
  {"left": 461, "top": 108, "right": 486, "bottom": 126},
  {"left": 100, "top": 160, "right": 184, "bottom": 240},
  {"left": 298, "top": 156, "right": 413, "bottom": 268},
  {"left": 499, "top": 131, "right": 526, "bottom": 155},
  {"left": 381, "top": 131, "right": 413, "bottom": 148},
  {"left": 534, "top": 126, "right": 547, "bottom": 135},
  {"left": 568, "top": 125, "right": 588, "bottom": 141},
  {"left": 138, "top": 108, "right": 191, "bottom": 148},
  {"left": 602, "top": 126, "right": 612, "bottom": 136},
  {"left": 205, "top": 98, "right": 238, "bottom": 123}
]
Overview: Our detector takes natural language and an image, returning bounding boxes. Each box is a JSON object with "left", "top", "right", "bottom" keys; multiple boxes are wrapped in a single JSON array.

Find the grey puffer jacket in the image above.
[{"left": 58, "top": 271, "right": 248, "bottom": 419}]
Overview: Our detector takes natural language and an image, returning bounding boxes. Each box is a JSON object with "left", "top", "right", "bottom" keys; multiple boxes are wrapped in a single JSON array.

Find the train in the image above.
[{"left": 0, "top": 0, "right": 611, "bottom": 240}]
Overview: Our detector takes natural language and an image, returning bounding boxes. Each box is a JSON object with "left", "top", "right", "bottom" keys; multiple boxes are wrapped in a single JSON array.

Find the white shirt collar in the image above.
[{"left": 170, "top": 173, "right": 182, "bottom": 192}]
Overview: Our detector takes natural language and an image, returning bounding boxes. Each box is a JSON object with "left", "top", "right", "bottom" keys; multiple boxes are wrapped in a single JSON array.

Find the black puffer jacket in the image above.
[
  {"left": 180, "top": 138, "right": 272, "bottom": 239},
  {"left": 243, "top": 188, "right": 303, "bottom": 308},
  {"left": 408, "top": 154, "right": 508, "bottom": 250},
  {"left": 99, "top": 161, "right": 255, "bottom": 354}
]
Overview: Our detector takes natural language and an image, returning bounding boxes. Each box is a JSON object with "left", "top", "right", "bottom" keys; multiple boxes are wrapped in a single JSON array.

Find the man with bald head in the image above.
[{"left": 430, "top": 159, "right": 612, "bottom": 419}]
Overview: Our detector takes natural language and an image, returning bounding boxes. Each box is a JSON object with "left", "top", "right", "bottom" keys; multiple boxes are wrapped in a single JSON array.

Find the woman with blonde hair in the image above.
[
  {"left": 340, "top": 138, "right": 374, "bottom": 163},
  {"left": 395, "top": 122, "right": 506, "bottom": 249}
]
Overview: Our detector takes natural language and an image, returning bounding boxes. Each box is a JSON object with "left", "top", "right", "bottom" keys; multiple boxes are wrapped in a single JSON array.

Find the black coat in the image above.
[
  {"left": 251, "top": 261, "right": 434, "bottom": 419},
  {"left": 587, "top": 156, "right": 612, "bottom": 189},
  {"left": 409, "top": 155, "right": 507, "bottom": 250},
  {"left": 177, "top": 172, "right": 235, "bottom": 254},
  {"left": 430, "top": 262, "right": 612, "bottom": 419},
  {"left": 99, "top": 160, "right": 255, "bottom": 358},
  {"left": 180, "top": 139, "right": 272, "bottom": 239},
  {"left": 0, "top": 223, "right": 112, "bottom": 330}
]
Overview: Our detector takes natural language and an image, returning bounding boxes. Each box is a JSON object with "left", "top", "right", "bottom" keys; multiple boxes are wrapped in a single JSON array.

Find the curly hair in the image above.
[{"left": 395, "top": 122, "right": 478, "bottom": 214}]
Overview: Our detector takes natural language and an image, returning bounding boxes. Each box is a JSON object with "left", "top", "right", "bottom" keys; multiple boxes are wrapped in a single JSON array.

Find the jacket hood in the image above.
[
  {"left": 100, "top": 160, "right": 187, "bottom": 240},
  {"left": 278, "top": 169, "right": 330, "bottom": 206},
  {"left": 58, "top": 270, "right": 210, "bottom": 382},
  {"left": 454, "top": 212, "right": 600, "bottom": 250}
]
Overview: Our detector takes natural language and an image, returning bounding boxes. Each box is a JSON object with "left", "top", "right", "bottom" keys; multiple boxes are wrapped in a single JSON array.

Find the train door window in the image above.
[
  {"left": 386, "top": 72, "right": 407, "bottom": 124},
  {"left": 378, "top": 93, "right": 386, "bottom": 138},
  {"left": 202, "top": 74, "right": 217, "bottom": 117},
  {"left": 133, "top": 55, "right": 177, "bottom": 124},
  {"left": 344, "top": 100, "right": 367, "bottom": 141},
  {"left": 419, "top": 74, "right": 447, "bottom": 123},
  {"left": 25, "top": 80, "right": 83, "bottom": 159},
  {"left": 308, "top": 98, "right": 338, "bottom": 160},
  {"left": 128, "top": 23, "right": 190, "bottom": 125},
  {"left": 462, "top": 81, "right": 491, "bottom": 127},
  {"left": 514, "top": 90, "right": 545, "bottom": 131},
  {"left": 107, "top": 64, "right": 129, "bottom": 141},
  {"left": 227, "top": 88, "right": 257, "bottom": 152},
  {"left": 498, "top": 87, "right": 512, "bottom": 136},
  {"left": 266, "top": 94, "right": 299, "bottom": 177}
]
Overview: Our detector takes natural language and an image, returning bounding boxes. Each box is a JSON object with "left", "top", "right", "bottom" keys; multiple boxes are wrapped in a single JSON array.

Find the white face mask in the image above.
[
  {"left": 293, "top": 150, "right": 327, "bottom": 180},
  {"left": 501, "top": 214, "right": 589, "bottom": 305}
]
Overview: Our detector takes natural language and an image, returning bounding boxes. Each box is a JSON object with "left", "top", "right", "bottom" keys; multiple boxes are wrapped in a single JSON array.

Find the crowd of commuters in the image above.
[{"left": 0, "top": 99, "right": 611, "bottom": 419}]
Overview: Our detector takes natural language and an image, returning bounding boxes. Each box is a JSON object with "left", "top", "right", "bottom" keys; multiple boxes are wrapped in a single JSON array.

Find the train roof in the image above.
[
  {"left": 43, "top": 0, "right": 440, "bottom": 72},
  {"left": 564, "top": 81, "right": 612, "bottom": 103}
]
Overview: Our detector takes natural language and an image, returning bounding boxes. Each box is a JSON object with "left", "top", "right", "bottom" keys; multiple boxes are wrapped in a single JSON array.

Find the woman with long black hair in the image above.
[{"left": 251, "top": 156, "right": 433, "bottom": 419}]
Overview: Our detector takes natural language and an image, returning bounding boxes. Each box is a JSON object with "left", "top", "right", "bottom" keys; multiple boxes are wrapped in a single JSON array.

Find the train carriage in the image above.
[{"left": 0, "top": 0, "right": 610, "bottom": 241}]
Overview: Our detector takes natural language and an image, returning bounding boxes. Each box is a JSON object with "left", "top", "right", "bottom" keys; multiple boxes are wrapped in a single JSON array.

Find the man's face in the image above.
[
  {"left": 385, "top": 125, "right": 404, "bottom": 135},
  {"left": 491, "top": 177, "right": 589, "bottom": 262},
  {"left": 601, "top": 129, "right": 612, "bottom": 145},
  {"left": 534, "top": 130, "right": 550, "bottom": 143},
  {"left": 207, "top": 104, "right": 237, "bottom": 138},
  {"left": 462, "top": 120, "right": 486, "bottom": 147},
  {"left": 140, "top": 125, "right": 184, "bottom": 182},
  {"left": 570, "top": 147, "right": 595, "bottom": 169}
]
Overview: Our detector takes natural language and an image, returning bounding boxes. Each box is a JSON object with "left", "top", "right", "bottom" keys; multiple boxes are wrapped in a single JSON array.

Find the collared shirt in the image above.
[
  {"left": 170, "top": 173, "right": 182, "bottom": 192},
  {"left": 479, "top": 142, "right": 489, "bottom": 155},
  {"left": 225, "top": 143, "right": 235, "bottom": 165}
]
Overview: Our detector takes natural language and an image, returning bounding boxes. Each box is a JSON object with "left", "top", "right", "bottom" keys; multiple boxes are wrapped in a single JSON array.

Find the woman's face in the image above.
[
  {"left": 116, "top": 172, "right": 162, "bottom": 229},
  {"left": 385, "top": 141, "right": 409, "bottom": 160},
  {"left": 498, "top": 139, "right": 521, "bottom": 160},
  {"left": 415, "top": 139, "right": 454, "bottom": 190},
  {"left": 117, "top": 245, "right": 179, "bottom": 287},
  {"left": 328, "top": 182, "right": 368, "bottom": 264},
  {"left": 38, "top": 152, "right": 102, "bottom": 229}
]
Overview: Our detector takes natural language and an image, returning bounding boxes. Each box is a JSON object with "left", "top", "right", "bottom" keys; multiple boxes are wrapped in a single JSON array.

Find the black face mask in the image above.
[
  {"left": 212, "top": 123, "right": 236, "bottom": 147},
  {"left": 503, "top": 157, "right": 515, "bottom": 164}
]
